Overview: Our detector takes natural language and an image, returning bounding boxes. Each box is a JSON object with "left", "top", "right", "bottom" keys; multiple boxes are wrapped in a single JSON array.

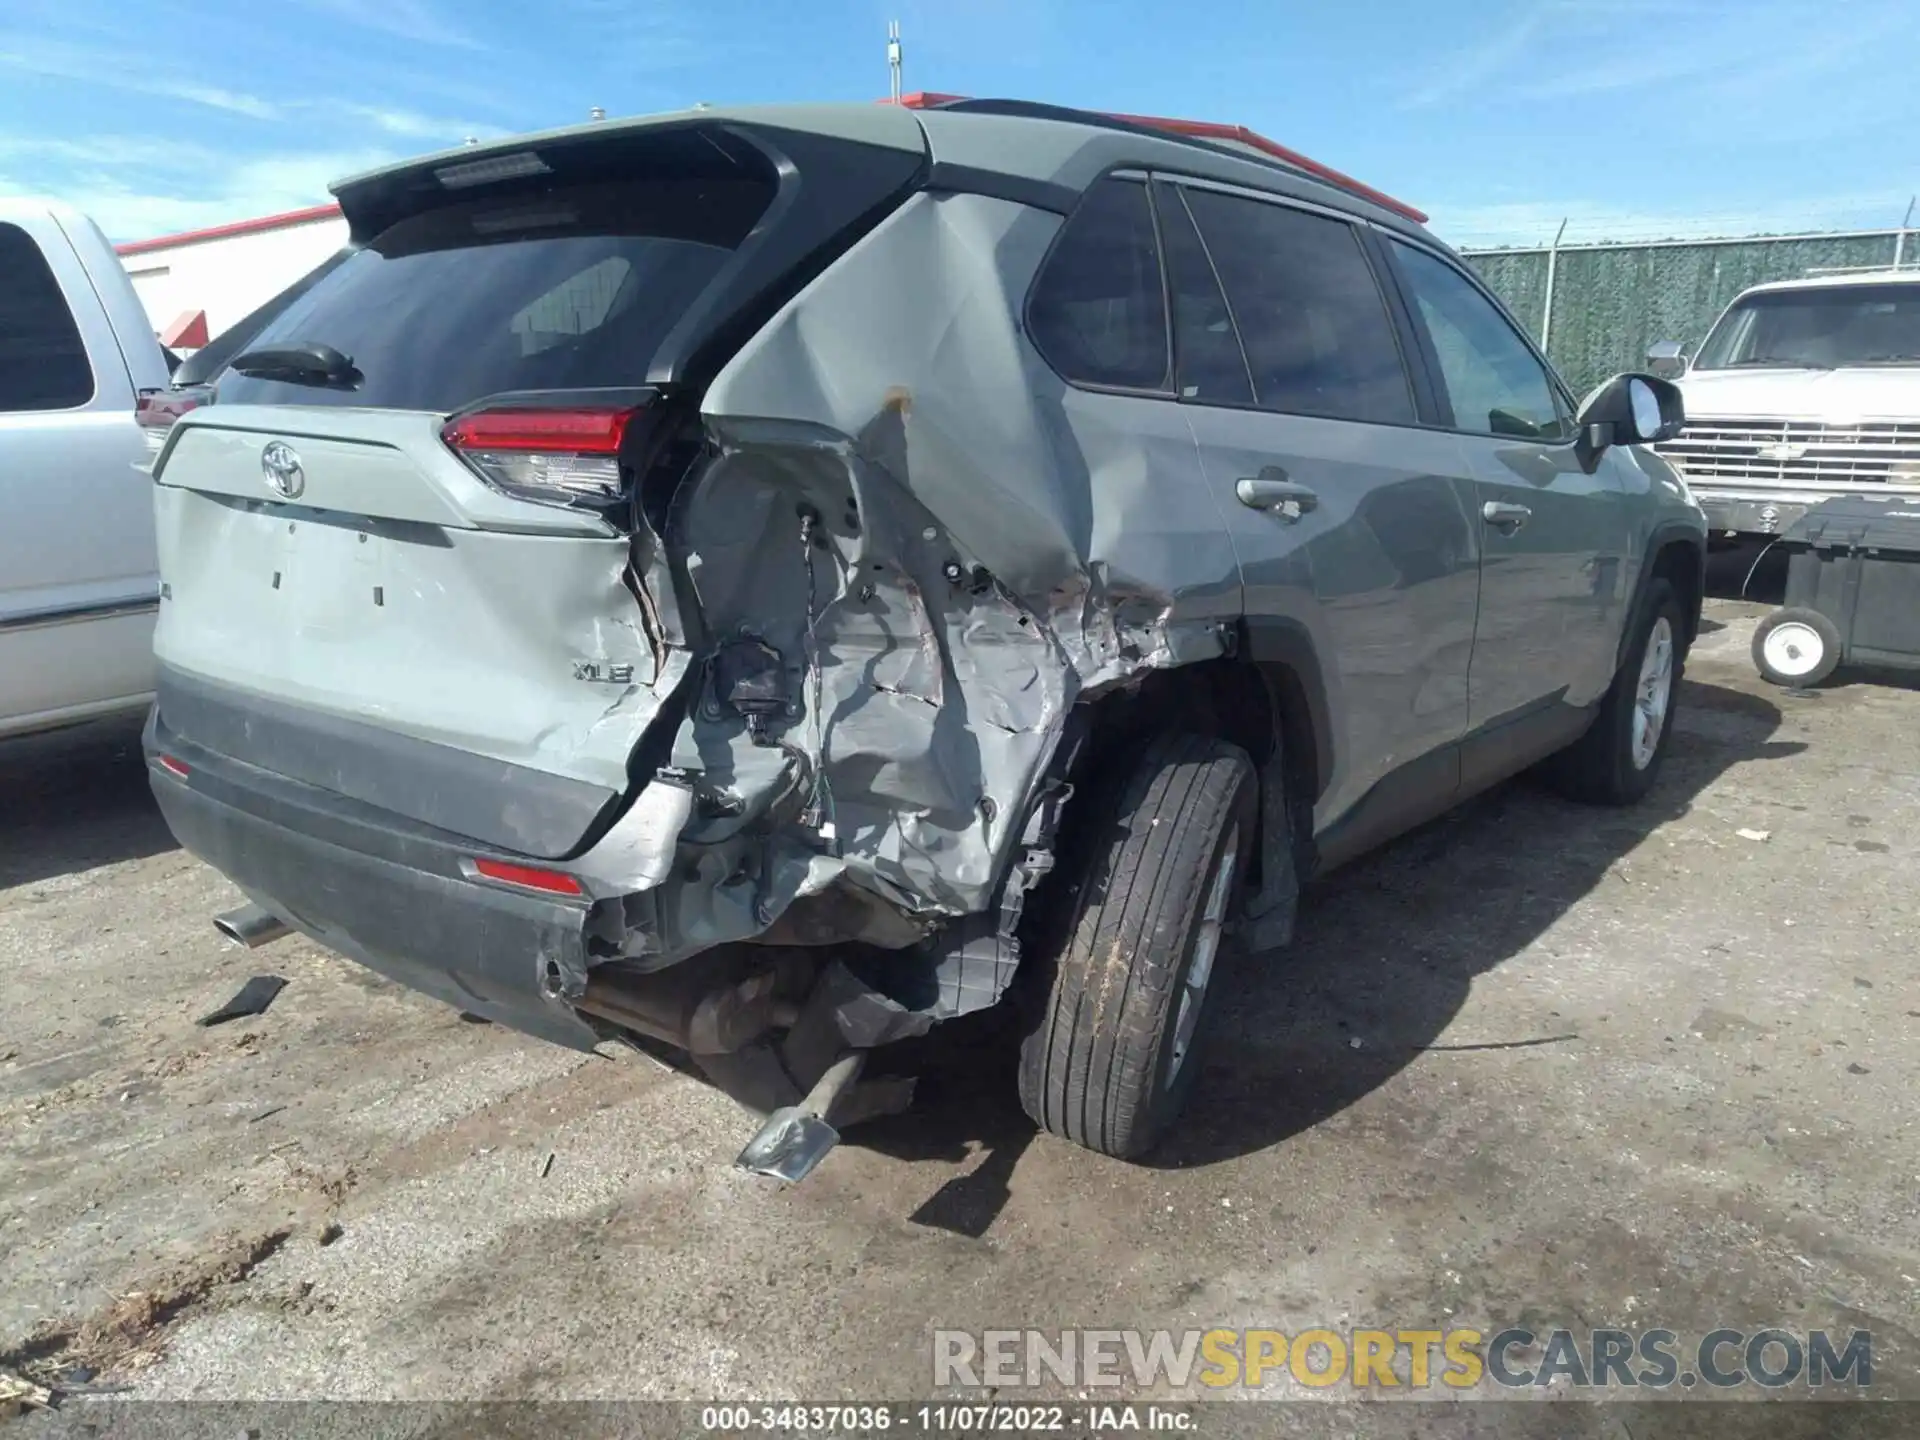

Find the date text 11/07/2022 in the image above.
[{"left": 700, "top": 1405, "right": 1194, "bottom": 1432}]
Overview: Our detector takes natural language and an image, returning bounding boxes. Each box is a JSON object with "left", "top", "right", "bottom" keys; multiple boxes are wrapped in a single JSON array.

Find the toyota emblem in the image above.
[{"left": 261, "top": 441, "right": 305, "bottom": 500}]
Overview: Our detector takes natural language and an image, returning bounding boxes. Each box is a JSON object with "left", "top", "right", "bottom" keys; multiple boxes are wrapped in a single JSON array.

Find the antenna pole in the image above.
[{"left": 887, "top": 20, "right": 903, "bottom": 103}]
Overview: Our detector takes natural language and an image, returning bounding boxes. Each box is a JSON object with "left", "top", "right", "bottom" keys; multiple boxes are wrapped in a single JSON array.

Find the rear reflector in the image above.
[
  {"left": 157, "top": 755, "right": 190, "bottom": 779},
  {"left": 469, "top": 857, "right": 585, "bottom": 897},
  {"left": 441, "top": 406, "right": 641, "bottom": 509}
]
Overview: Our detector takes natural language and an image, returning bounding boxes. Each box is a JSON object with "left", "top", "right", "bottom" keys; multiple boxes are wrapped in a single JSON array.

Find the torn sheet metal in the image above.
[{"left": 584, "top": 189, "right": 1240, "bottom": 974}]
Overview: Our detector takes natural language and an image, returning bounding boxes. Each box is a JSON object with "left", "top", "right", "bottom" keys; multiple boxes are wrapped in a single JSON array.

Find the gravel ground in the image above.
[{"left": 2, "top": 588, "right": 1916, "bottom": 1412}]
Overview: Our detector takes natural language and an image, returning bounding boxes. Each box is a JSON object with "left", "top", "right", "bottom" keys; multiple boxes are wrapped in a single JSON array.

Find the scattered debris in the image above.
[
  {"left": 197, "top": 975, "right": 288, "bottom": 1027},
  {"left": 1848, "top": 1062, "right": 1871, "bottom": 1075},
  {"left": 1347, "top": 1036, "right": 1364, "bottom": 1050},
  {"left": 538, "top": 1151, "right": 555, "bottom": 1179},
  {"left": 1854, "top": 978, "right": 1875, "bottom": 989},
  {"left": 1414, "top": 1033, "right": 1579, "bottom": 1053},
  {"left": 1736, "top": 828, "right": 1772, "bottom": 843},
  {"left": 1854, "top": 840, "right": 1891, "bottom": 854},
  {"left": 0, "top": 1228, "right": 291, "bottom": 1383},
  {"left": 0, "top": 1371, "right": 52, "bottom": 1418},
  {"left": 317, "top": 1220, "right": 343, "bottom": 1247},
  {"left": 247, "top": 1105, "right": 287, "bottom": 1124}
]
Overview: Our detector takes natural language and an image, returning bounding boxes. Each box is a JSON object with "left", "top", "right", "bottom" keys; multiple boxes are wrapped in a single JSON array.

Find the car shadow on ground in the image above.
[
  {"left": 0, "top": 713, "right": 176, "bottom": 890},
  {"left": 856, "top": 677, "right": 1800, "bottom": 1230}
]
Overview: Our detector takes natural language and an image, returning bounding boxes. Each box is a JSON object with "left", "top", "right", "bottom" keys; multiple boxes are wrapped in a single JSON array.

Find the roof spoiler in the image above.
[{"left": 892, "top": 92, "right": 1427, "bottom": 225}]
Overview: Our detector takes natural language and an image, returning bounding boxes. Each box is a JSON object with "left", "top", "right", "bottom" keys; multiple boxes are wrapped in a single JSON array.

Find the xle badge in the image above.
[{"left": 574, "top": 662, "right": 635, "bottom": 684}]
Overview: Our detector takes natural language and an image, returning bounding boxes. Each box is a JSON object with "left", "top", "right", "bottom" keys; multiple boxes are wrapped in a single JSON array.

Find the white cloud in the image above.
[
  {"left": 0, "top": 149, "right": 396, "bottom": 242},
  {"left": 0, "top": 36, "right": 282, "bottom": 118},
  {"left": 291, "top": 0, "right": 483, "bottom": 49},
  {"left": 334, "top": 104, "right": 504, "bottom": 142},
  {"left": 1399, "top": 0, "right": 1909, "bottom": 114},
  {"left": 158, "top": 82, "right": 282, "bottom": 119},
  {"left": 550, "top": 0, "right": 710, "bottom": 69},
  {"left": 1398, "top": 8, "right": 1548, "bottom": 111}
]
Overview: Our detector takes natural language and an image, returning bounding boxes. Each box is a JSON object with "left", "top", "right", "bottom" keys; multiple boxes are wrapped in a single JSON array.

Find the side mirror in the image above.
[
  {"left": 1645, "top": 340, "right": 1687, "bottom": 379},
  {"left": 1576, "top": 372, "right": 1685, "bottom": 450}
]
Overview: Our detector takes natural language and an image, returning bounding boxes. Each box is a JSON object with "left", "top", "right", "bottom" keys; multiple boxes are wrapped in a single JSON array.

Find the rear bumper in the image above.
[{"left": 145, "top": 708, "right": 603, "bottom": 1050}]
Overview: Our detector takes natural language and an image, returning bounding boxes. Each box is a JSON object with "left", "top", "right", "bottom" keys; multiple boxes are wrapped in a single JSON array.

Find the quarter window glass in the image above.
[
  {"left": 1181, "top": 188, "right": 1413, "bottom": 424},
  {"left": 0, "top": 222, "right": 94, "bottom": 412},
  {"left": 1154, "top": 182, "right": 1254, "bottom": 406},
  {"left": 1391, "top": 241, "right": 1570, "bottom": 440},
  {"left": 1027, "top": 178, "right": 1170, "bottom": 391}
]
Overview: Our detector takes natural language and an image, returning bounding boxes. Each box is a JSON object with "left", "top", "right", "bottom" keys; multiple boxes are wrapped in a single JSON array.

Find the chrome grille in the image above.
[{"left": 1657, "top": 417, "right": 1920, "bottom": 486}]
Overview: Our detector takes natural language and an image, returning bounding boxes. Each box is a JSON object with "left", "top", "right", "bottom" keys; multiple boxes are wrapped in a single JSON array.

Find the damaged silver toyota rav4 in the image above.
[{"left": 145, "top": 98, "right": 1705, "bottom": 1179}]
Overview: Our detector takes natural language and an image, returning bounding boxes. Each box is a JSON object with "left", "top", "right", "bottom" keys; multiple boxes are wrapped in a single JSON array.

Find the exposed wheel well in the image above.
[{"left": 1070, "top": 658, "right": 1319, "bottom": 894}]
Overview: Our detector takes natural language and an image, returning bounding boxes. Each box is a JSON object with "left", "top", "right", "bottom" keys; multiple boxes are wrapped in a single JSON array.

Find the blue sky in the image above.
[{"left": 1, "top": 0, "right": 1915, "bottom": 247}]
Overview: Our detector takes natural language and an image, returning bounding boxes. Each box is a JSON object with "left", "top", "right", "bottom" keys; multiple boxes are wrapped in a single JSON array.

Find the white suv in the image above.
[{"left": 1651, "top": 270, "right": 1920, "bottom": 540}]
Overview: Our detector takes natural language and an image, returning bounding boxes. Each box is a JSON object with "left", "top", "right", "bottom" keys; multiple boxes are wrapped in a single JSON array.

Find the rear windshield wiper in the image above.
[{"left": 227, "top": 342, "right": 363, "bottom": 389}]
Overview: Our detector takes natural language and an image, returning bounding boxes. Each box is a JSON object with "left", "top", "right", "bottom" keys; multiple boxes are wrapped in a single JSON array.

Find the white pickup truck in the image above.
[
  {"left": 1650, "top": 270, "right": 1920, "bottom": 540},
  {"left": 0, "top": 201, "right": 176, "bottom": 738}
]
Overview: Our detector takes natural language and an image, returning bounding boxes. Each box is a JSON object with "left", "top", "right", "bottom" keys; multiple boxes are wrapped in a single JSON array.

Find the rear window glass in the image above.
[
  {"left": 214, "top": 176, "right": 771, "bottom": 412},
  {"left": 0, "top": 222, "right": 95, "bottom": 412}
]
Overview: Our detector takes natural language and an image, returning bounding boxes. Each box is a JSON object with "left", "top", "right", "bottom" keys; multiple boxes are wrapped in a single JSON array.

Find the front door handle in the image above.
[
  {"left": 1236, "top": 470, "right": 1319, "bottom": 521},
  {"left": 1482, "top": 500, "right": 1532, "bottom": 532}
]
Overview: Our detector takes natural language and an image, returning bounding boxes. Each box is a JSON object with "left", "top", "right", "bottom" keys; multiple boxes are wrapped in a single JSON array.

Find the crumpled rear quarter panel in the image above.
[{"left": 654, "top": 188, "right": 1240, "bottom": 956}]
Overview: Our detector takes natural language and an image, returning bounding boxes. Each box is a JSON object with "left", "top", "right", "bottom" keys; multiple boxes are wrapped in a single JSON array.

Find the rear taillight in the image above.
[
  {"left": 440, "top": 405, "right": 641, "bottom": 510},
  {"left": 157, "top": 755, "right": 190, "bottom": 779},
  {"left": 135, "top": 389, "right": 206, "bottom": 460}
]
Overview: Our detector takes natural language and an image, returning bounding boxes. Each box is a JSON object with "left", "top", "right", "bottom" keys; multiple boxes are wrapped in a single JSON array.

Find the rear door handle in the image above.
[
  {"left": 1236, "top": 470, "right": 1319, "bottom": 521},
  {"left": 1482, "top": 500, "right": 1532, "bottom": 532}
]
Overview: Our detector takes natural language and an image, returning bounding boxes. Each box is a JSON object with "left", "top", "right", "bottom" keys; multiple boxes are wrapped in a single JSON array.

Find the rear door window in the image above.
[
  {"left": 1389, "top": 240, "right": 1572, "bottom": 440},
  {"left": 0, "top": 222, "right": 95, "bottom": 412},
  {"left": 1179, "top": 187, "right": 1415, "bottom": 425},
  {"left": 214, "top": 175, "right": 772, "bottom": 413},
  {"left": 1027, "top": 177, "right": 1171, "bottom": 392}
]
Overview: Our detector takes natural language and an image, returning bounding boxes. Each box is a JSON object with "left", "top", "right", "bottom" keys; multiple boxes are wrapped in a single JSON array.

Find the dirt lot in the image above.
[{"left": 3, "top": 586, "right": 1917, "bottom": 1408}]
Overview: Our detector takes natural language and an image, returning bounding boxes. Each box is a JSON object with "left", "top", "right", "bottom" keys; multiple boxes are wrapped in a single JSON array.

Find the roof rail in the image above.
[{"left": 890, "top": 92, "right": 1427, "bottom": 225}]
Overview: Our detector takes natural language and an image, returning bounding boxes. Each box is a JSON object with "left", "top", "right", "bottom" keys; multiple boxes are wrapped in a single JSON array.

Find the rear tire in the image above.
[
  {"left": 1545, "top": 577, "right": 1684, "bottom": 806},
  {"left": 1017, "top": 731, "right": 1255, "bottom": 1160},
  {"left": 1752, "top": 607, "right": 1841, "bottom": 688}
]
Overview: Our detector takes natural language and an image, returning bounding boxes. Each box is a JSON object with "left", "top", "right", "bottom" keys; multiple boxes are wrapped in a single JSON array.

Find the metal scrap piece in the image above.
[{"left": 197, "top": 975, "right": 287, "bottom": 1027}]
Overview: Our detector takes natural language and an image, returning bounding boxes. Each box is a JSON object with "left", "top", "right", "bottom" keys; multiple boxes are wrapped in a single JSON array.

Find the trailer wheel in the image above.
[{"left": 1753, "top": 607, "right": 1841, "bottom": 688}]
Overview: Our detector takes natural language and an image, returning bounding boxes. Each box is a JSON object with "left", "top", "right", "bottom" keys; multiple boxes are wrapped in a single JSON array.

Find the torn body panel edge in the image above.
[{"left": 570, "top": 188, "right": 1239, "bottom": 1036}]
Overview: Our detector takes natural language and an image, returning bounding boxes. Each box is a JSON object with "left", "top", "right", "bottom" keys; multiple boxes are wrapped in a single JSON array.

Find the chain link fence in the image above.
[{"left": 1462, "top": 229, "right": 1917, "bottom": 397}]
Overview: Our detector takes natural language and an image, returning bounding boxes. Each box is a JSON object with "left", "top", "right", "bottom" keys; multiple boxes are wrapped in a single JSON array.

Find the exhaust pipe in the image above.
[
  {"left": 214, "top": 904, "right": 292, "bottom": 949},
  {"left": 736, "top": 1050, "right": 868, "bottom": 1183}
]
